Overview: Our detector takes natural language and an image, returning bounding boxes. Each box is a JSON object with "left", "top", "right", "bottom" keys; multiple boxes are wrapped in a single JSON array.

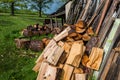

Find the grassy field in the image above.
[{"left": 0, "top": 13, "right": 48, "bottom": 80}]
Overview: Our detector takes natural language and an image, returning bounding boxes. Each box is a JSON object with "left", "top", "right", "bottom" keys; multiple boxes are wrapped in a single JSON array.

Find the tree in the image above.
[
  {"left": 0, "top": 0, "right": 26, "bottom": 15},
  {"left": 30, "top": 0, "right": 53, "bottom": 17}
]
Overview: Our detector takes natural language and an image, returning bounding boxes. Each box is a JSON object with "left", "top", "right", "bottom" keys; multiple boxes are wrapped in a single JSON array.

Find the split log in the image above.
[
  {"left": 32, "top": 62, "right": 42, "bottom": 72},
  {"left": 86, "top": 27, "right": 94, "bottom": 36},
  {"left": 86, "top": 47, "right": 104, "bottom": 70},
  {"left": 42, "top": 38, "right": 51, "bottom": 46},
  {"left": 37, "top": 62, "right": 59, "bottom": 80},
  {"left": 68, "top": 32, "right": 77, "bottom": 37},
  {"left": 76, "top": 27, "right": 85, "bottom": 33},
  {"left": 47, "top": 45, "right": 64, "bottom": 65},
  {"left": 36, "top": 39, "right": 56, "bottom": 63},
  {"left": 75, "top": 74, "right": 86, "bottom": 80},
  {"left": 66, "top": 42, "right": 85, "bottom": 67},
  {"left": 82, "top": 54, "right": 89, "bottom": 66},
  {"left": 74, "top": 68, "right": 83, "bottom": 74},
  {"left": 74, "top": 20, "right": 85, "bottom": 28},
  {"left": 54, "top": 27, "right": 74, "bottom": 42},
  {"left": 43, "top": 65, "right": 59, "bottom": 80},
  {"left": 63, "top": 64, "right": 74, "bottom": 80},
  {"left": 63, "top": 42, "right": 72, "bottom": 54},
  {"left": 74, "top": 34, "right": 82, "bottom": 40},
  {"left": 66, "top": 37, "right": 75, "bottom": 42},
  {"left": 37, "top": 62, "right": 49, "bottom": 80},
  {"left": 82, "top": 33, "right": 91, "bottom": 41}
]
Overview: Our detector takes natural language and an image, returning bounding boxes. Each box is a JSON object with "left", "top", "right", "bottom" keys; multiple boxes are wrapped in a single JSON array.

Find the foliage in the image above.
[{"left": 30, "top": 0, "right": 53, "bottom": 17}]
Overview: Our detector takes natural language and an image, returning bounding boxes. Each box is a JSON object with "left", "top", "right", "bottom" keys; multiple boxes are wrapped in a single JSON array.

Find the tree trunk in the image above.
[
  {"left": 39, "top": 9, "right": 42, "bottom": 17},
  {"left": 38, "top": 3, "right": 42, "bottom": 17},
  {"left": 11, "top": 2, "right": 15, "bottom": 16}
]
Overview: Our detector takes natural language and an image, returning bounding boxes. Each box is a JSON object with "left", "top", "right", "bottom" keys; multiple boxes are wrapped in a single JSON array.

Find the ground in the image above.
[{"left": 0, "top": 13, "right": 50, "bottom": 80}]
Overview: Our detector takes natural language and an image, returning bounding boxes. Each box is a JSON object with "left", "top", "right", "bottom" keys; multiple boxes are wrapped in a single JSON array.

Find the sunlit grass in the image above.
[{"left": 0, "top": 13, "right": 47, "bottom": 80}]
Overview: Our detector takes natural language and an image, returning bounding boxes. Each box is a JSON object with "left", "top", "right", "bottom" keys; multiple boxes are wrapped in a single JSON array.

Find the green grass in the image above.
[{"left": 0, "top": 13, "right": 47, "bottom": 80}]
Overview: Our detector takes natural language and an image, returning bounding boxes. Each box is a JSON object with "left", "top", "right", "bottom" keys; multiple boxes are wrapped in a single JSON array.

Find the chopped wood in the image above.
[
  {"left": 32, "top": 62, "right": 42, "bottom": 72},
  {"left": 74, "top": 68, "right": 83, "bottom": 74},
  {"left": 36, "top": 39, "right": 56, "bottom": 63},
  {"left": 63, "top": 42, "right": 72, "bottom": 53},
  {"left": 43, "top": 65, "right": 58, "bottom": 80},
  {"left": 42, "top": 38, "right": 51, "bottom": 46},
  {"left": 114, "top": 47, "right": 120, "bottom": 52},
  {"left": 66, "top": 42, "right": 85, "bottom": 67},
  {"left": 82, "top": 54, "right": 89, "bottom": 66},
  {"left": 75, "top": 20, "right": 85, "bottom": 28},
  {"left": 47, "top": 45, "right": 64, "bottom": 65},
  {"left": 82, "top": 33, "right": 91, "bottom": 41},
  {"left": 63, "top": 64, "right": 74, "bottom": 80},
  {"left": 57, "top": 41, "right": 64, "bottom": 47},
  {"left": 75, "top": 74, "right": 86, "bottom": 80},
  {"left": 66, "top": 37, "right": 75, "bottom": 42},
  {"left": 68, "top": 32, "right": 78, "bottom": 37},
  {"left": 54, "top": 27, "right": 73, "bottom": 41},
  {"left": 86, "top": 47, "right": 104, "bottom": 70},
  {"left": 87, "top": 27, "right": 94, "bottom": 36},
  {"left": 36, "top": 62, "right": 49, "bottom": 80},
  {"left": 74, "top": 34, "right": 82, "bottom": 40},
  {"left": 76, "top": 27, "right": 86, "bottom": 33}
]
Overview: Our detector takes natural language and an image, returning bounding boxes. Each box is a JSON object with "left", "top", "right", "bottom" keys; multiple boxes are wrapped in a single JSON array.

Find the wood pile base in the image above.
[{"left": 33, "top": 24, "right": 104, "bottom": 80}]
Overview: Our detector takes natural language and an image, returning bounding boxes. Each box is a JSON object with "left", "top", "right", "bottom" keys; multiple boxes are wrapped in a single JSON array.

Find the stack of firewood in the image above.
[
  {"left": 31, "top": 0, "right": 120, "bottom": 79},
  {"left": 15, "top": 38, "right": 51, "bottom": 52},
  {"left": 33, "top": 21, "right": 104, "bottom": 80},
  {"left": 22, "top": 24, "right": 62, "bottom": 37}
]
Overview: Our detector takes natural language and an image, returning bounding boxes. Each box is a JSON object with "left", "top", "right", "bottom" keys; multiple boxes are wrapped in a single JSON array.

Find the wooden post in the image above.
[{"left": 50, "top": 17, "right": 53, "bottom": 30}]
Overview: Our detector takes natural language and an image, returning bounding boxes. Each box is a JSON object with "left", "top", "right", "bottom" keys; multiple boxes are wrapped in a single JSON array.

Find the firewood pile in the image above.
[
  {"left": 22, "top": 23, "right": 61, "bottom": 37},
  {"left": 33, "top": 0, "right": 120, "bottom": 80},
  {"left": 15, "top": 22, "right": 62, "bottom": 51}
]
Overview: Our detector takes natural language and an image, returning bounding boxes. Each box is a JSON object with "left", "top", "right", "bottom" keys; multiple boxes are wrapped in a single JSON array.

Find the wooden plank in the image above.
[
  {"left": 94, "top": 19, "right": 120, "bottom": 79},
  {"left": 100, "top": 50, "right": 116, "bottom": 80},
  {"left": 75, "top": 74, "right": 86, "bottom": 80},
  {"left": 66, "top": 42, "right": 85, "bottom": 67},
  {"left": 63, "top": 64, "right": 74, "bottom": 80},
  {"left": 47, "top": 45, "right": 64, "bottom": 65},
  {"left": 81, "top": 0, "right": 92, "bottom": 20},
  {"left": 95, "top": 0, "right": 111, "bottom": 35}
]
